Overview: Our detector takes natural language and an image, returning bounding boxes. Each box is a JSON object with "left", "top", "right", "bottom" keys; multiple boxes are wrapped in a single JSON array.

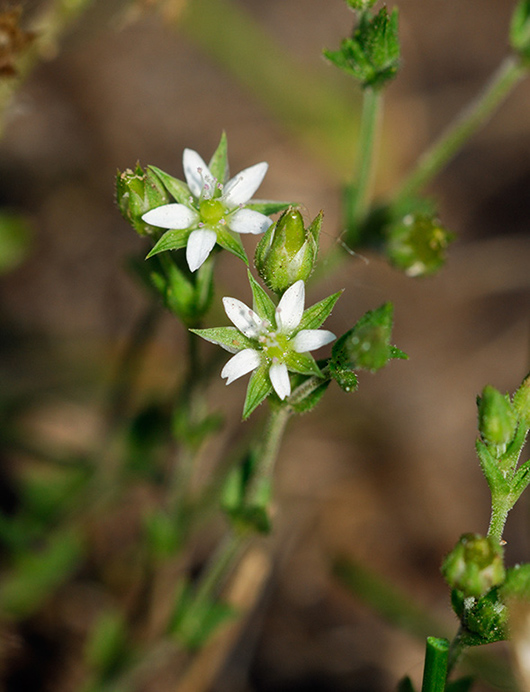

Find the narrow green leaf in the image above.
[
  {"left": 285, "top": 351, "right": 322, "bottom": 377},
  {"left": 248, "top": 271, "right": 276, "bottom": 322},
  {"left": 208, "top": 131, "right": 229, "bottom": 183},
  {"left": 146, "top": 228, "right": 190, "bottom": 258},
  {"left": 475, "top": 439, "right": 508, "bottom": 493},
  {"left": 246, "top": 200, "right": 293, "bottom": 215},
  {"left": 148, "top": 166, "right": 192, "bottom": 204},
  {"left": 243, "top": 363, "right": 272, "bottom": 419},
  {"left": 298, "top": 290, "right": 343, "bottom": 331},
  {"left": 216, "top": 226, "right": 248, "bottom": 265},
  {"left": 190, "top": 326, "right": 254, "bottom": 354}
]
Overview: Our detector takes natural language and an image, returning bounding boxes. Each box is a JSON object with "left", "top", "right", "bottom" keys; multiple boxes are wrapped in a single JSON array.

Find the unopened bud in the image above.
[
  {"left": 255, "top": 208, "right": 321, "bottom": 295},
  {"left": 442, "top": 533, "right": 505, "bottom": 599},
  {"left": 478, "top": 385, "right": 517, "bottom": 448},
  {"left": 116, "top": 165, "right": 169, "bottom": 236}
]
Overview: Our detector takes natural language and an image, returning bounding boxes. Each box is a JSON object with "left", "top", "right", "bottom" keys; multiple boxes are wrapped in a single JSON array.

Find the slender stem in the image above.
[
  {"left": 348, "top": 86, "right": 383, "bottom": 233},
  {"left": 486, "top": 495, "right": 513, "bottom": 543},
  {"left": 192, "top": 531, "right": 247, "bottom": 610},
  {"left": 247, "top": 404, "right": 292, "bottom": 504},
  {"left": 395, "top": 55, "right": 527, "bottom": 202},
  {"left": 421, "top": 636, "right": 449, "bottom": 692},
  {"left": 447, "top": 626, "right": 466, "bottom": 678}
]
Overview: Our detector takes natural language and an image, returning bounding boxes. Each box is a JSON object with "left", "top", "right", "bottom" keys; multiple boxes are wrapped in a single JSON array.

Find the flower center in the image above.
[
  {"left": 260, "top": 332, "right": 290, "bottom": 361},
  {"left": 199, "top": 199, "right": 226, "bottom": 225}
]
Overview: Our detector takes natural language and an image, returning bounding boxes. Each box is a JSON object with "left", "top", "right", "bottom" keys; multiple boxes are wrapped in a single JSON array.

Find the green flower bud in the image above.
[
  {"left": 477, "top": 385, "right": 517, "bottom": 448},
  {"left": 387, "top": 212, "right": 454, "bottom": 277},
  {"left": 442, "top": 533, "right": 505, "bottom": 599},
  {"left": 511, "top": 0, "right": 530, "bottom": 62},
  {"left": 116, "top": 164, "right": 170, "bottom": 237},
  {"left": 346, "top": 0, "right": 377, "bottom": 10},
  {"left": 513, "top": 374, "right": 530, "bottom": 429},
  {"left": 255, "top": 208, "right": 321, "bottom": 295}
]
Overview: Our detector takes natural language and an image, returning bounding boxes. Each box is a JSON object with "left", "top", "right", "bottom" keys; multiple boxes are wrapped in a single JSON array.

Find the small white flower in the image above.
[
  {"left": 220, "top": 280, "right": 335, "bottom": 400},
  {"left": 142, "top": 148, "right": 273, "bottom": 272}
]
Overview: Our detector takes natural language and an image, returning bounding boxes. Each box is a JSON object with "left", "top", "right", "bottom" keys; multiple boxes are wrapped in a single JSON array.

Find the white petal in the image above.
[
  {"left": 292, "top": 329, "right": 336, "bottom": 353},
  {"left": 186, "top": 228, "right": 217, "bottom": 272},
  {"left": 222, "top": 297, "right": 264, "bottom": 338},
  {"left": 183, "top": 148, "right": 214, "bottom": 198},
  {"left": 142, "top": 204, "right": 198, "bottom": 229},
  {"left": 269, "top": 362, "right": 290, "bottom": 400},
  {"left": 222, "top": 162, "right": 268, "bottom": 207},
  {"left": 229, "top": 208, "right": 273, "bottom": 235},
  {"left": 275, "top": 280, "right": 305, "bottom": 334},
  {"left": 221, "top": 349, "right": 261, "bottom": 385}
]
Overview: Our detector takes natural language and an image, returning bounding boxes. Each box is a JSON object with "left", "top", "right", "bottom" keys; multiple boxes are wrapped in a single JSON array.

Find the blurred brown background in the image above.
[{"left": 0, "top": 0, "right": 529, "bottom": 690}]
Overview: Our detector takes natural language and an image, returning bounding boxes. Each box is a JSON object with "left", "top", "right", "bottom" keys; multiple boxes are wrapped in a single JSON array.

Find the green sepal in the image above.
[
  {"left": 458, "top": 587, "right": 508, "bottom": 645},
  {"left": 289, "top": 375, "right": 330, "bottom": 414},
  {"left": 498, "top": 421, "right": 528, "bottom": 474},
  {"left": 147, "top": 165, "right": 191, "bottom": 205},
  {"left": 216, "top": 225, "right": 248, "bottom": 265},
  {"left": 511, "top": 0, "right": 530, "bottom": 61},
  {"left": 246, "top": 200, "right": 292, "bottom": 216},
  {"left": 248, "top": 271, "right": 276, "bottom": 323},
  {"left": 511, "top": 460, "right": 530, "bottom": 503},
  {"left": 190, "top": 326, "right": 254, "bottom": 354},
  {"left": 475, "top": 438, "right": 509, "bottom": 494},
  {"left": 208, "top": 132, "right": 229, "bottom": 183},
  {"left": 477, "top": 385, "right": 517, "bottom": 449},
  {"left": 346, "top": 0, "right": 377, "bottom": 10},
  {"left": 332, "top": 368, "right": 359, "bottom": 393},
  {"left": 330, "top": 302, "right": 404, "bottom": 376},
  {"left": 243, "top": 362, "right": 273, "bottom": 419},
  {"left": 146, "top": 228, "right": 190, "bottom": 258},
  {"left": 285, "top": 351, "right": 322, "bottom": 378},
  {"left": 169, "top": 581, "right": 236, "bottom": 650},
  {"left": 513, "top": 373, "right": 530, "bottom": 428},
  {"left": 324, "top": 7, "right": 400, "bottom": 89},
  {"left": 116, "top": 164, "right": 171, "bottom": 236},
  {"left": 298, "top": 290, "right": 343, "bottom": 331},
  {"left": 501, "top": 563, "right": 530, "bottom": 601}
]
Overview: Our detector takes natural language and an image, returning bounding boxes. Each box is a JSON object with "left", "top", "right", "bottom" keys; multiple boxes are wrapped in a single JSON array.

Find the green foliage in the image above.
[
  {"left": 442, "top": 534, "right": 505, "bottom": 599},
  {"left": 452, "top": 587, "right": 508, "bottom": 646},
  {"left": 0, "top": 211, "right": 33, "bottom": 274},
  {"left": 324, "top": 7, "right": 400, "bottom": 89},
  {"left": 510, "top": 0, "right": 530, "bottom": 61},
  {"left": 169, "top": 582, "right": 236, "bottom": 650},
  {"left": 329, "top": 303, "right": 406, "bottom": 388},
  {"left": 84, "top": 610, "right": 131, "bottom": 681},
  {"left": 243, "top": 363, "right": 273, "bottom": 420}
]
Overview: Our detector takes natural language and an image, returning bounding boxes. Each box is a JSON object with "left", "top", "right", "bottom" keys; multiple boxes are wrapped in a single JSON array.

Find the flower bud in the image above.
[
  {"left": 477, "top": 385, "right": 517, "bottom": 448},
  {"left": 442, "top": 533, "right": 505, "bottom": 599},
  {"left": 255, "top": 208, "right": 321, "bottom": 295},
  {"left": 513, "top": 374, "right": 530, "bottom": 428},
  {"left": 387, "top": 212, "right": 453, "bottom": 277},
  {"left": 116, "top": 164, "right": 169, "bottom": 237}
]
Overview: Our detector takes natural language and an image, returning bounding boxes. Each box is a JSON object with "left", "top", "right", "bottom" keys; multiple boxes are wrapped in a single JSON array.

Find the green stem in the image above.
[
  {"left": 395, "top": 55, "right": 527, "bottom": 202},
  {"left": 421, "top": 636, "right": 449, "bottom": 692},
  {"left": 446, "top": 626, "right": 466, "bottom": 678},
  {"left": 486, "top": 495, "right": 513, "bottom": 543},
  {"left": 348, "top": 86, "right": 383, "bottom": 234},
  {"left": 247, "top": 404, "right": 292, "bottom": 505}
]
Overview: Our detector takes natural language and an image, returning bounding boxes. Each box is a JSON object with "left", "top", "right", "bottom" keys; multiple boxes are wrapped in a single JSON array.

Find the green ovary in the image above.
[
  {"left": 199, "top": 199, "right": 226, "bottom": 225},
  {"left": 262, "top": 333, "right": 290, "bottom": 361}
]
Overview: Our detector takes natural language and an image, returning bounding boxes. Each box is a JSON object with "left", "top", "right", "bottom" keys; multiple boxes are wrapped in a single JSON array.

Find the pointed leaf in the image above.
[
  {"left": 298, "top": 290, "right": 343, "bottom": 331},
  {"left": 190, "top": 326, "right": 254, "bottom": 354},
  {"left": 208, "top": 132, "right": 229, "bottom": 183},
  {"left": 216, "top": 226, "right": 248, "bottom": 265},
  {"left": 285, "top": 351, "right": 322, "bottom": 377},
  {"left": 248, "top": 271, "right": 276, "bottom": 323},
  {"left": 148, "top": 166, "right": 192, "bottom": 205},
  {"left": 475, "top": 439, "right": 509, "bottom": 493},
  {"left": 246, "top": 200, "right": 293, "bottom": 215},
  {"left": 243, "top": 363, "right": 273, "bottom": 419},
  {"left": 146, "top": 228, "right": 190, "bottom": 258},
  {"left": 511, "top": 460, "right": 530, "bottom": 502}
]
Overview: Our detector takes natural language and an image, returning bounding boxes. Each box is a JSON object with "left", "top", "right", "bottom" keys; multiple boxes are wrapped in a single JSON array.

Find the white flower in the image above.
[
  {"left": 220, "top": 280, "right": 335, "bottom": 400},
  {"left": 142, "top": 148, "right": 273, "bottom": 272}
]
